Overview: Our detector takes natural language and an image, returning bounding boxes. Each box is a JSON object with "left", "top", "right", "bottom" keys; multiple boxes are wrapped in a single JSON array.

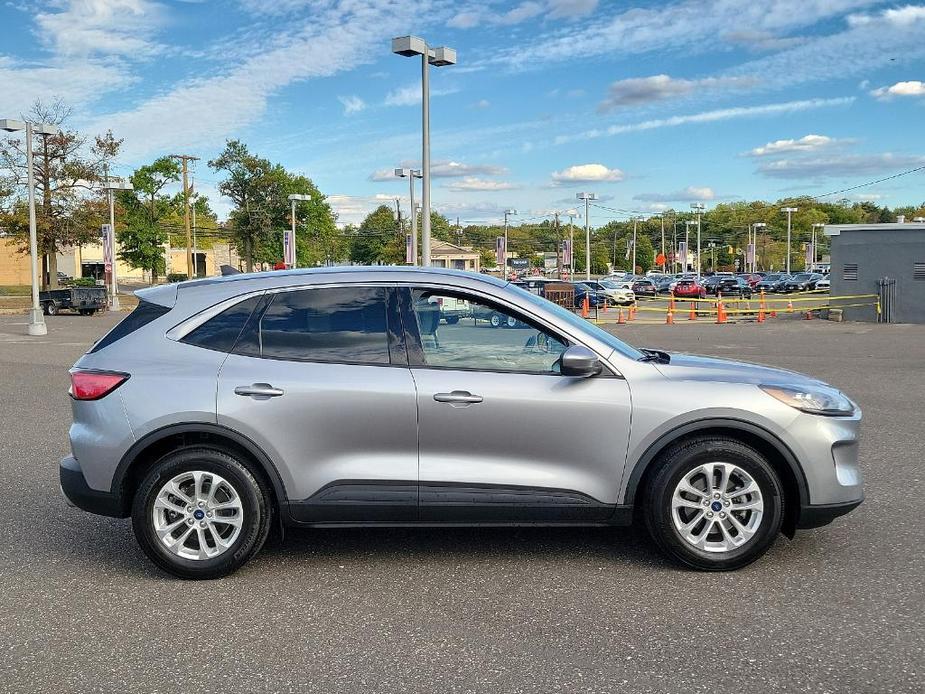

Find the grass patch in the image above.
[{"left": 0, "top": 285, "right": 31, "bottom": 297}]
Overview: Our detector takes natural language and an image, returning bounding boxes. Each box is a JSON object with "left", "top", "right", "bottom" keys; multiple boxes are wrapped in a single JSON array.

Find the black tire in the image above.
[
  {"left": 131, "top": 447, "right": 272, "bottom": 580},
  {"left": 445, "top": 315, "right": 460, "bottom": 325},
  {"left": 643, "top": 436, "right": 784, "bottom": 571},
  {"left": 45, "top": 302, "right": 58, "bottom": 316},
  {"left": 489, "top": 312, "right": 502, "bottom": 328}
]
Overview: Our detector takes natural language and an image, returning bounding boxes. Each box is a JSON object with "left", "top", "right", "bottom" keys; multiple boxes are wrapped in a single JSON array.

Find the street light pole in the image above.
[
  {"left": 631, "top": 218, "right": 637, "bottom": 274},
  {"left": 395, "top": 168, "right": 422, "bottom": 265},
  {"left": 102, "top": 179, "right": 133, "bottom": 309},
  {"left": 812, "top": 223, "right": 824, "bottom": 267},
  {"left": 392, "top": 36, "right": 456, "bottom": 268},
  {"left": 691, "top": 202, "right": 705, "bottom": 280},
  {"left": 1, "top": 119, "right": 60, "bottom": 336},
  {"left": 566, "top": 208, "right": 578, "bottom": 279},
  {"left": 684, "top": 221, "right": 696, "bottom": 274},
  {"left": 576, "top": 192, "right": 596, "bottom": 280},
  {"left": 781, "top": 207, "right": 798, "bottom": 274},
  {"left": 287, "top": 194, "right": 311, "bottom": 269},
  {"left": 503, "top": 209, "right": 517, "bottom": 277},
  {"left": 751, "top": 222, "right": 766, "bottom": 272}
]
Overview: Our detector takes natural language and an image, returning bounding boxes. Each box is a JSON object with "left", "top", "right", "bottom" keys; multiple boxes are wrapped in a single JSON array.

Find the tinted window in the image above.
[
  {"left": 410, "top": 289, "right": 568, "bottom": 373},
  {"left": 88, "top": 300, "right": 170, "bottom": 353},
  {"left": 251, "top": 287, "right": 390, "bottom": 364},
  {"left": 182, "top": 296, "right": 261, "bottom": 352}
]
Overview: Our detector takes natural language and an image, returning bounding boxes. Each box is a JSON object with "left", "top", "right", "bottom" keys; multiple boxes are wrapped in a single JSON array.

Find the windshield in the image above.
[
  {"left": 510, "top": 284, "right": 644, "bottom": 360},
  {"left": 600, "top": 280, "right": 620, "bottom": 289},
  {"left": 793, "top": 273, "right": 811, "bottom": 280}
]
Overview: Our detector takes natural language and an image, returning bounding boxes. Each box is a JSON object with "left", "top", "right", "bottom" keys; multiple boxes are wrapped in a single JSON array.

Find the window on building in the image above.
[{"left": 914, "top": 263, "right": 925, "bottom": 281}]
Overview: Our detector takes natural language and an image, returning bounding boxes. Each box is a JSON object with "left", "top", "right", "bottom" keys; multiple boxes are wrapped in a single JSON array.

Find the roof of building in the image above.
[
  {"left": 430, "top": 240, "right": 478, "bottom": 255},
  {"left": 824, "top": 222, "right": 925, "bottom": 236}
]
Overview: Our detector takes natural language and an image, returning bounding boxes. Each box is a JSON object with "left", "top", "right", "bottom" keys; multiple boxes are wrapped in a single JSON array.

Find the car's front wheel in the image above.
[
  {"left": 643, "top": 436, "right": 784, "bottom": 571},
  {"left": 132, "top": 447, "right": 272, "bottom": 579}
]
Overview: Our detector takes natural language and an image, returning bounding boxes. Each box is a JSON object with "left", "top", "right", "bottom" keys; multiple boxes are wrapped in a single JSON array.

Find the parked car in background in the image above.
[
  {"left": 783, "top": 273, "right": 824, "bottom": 292},
  {"left": 519, "top": 277, "right": 561, "bottom": 296},
  {"left": 604, "top": 273, "right": 636, "bottom": 290},
  {"left": 672, "top": 279, "right": 707, "bottom": 299},
  {"left": 573, "top": 282, "right": 608, "bottom": 308},
  {"left": 737, "top": 273, "right": 763, "bottom": 288},
  {"left": 815, "top": 276, "right": 830, "bottom": 290},
  {"left": 60, "top": 266, "right": 864, "bottom": 578},
  {"left": 654, "top": 276, "right": 675, "bottom": 294},
  {"left": 707, "top": 277, "right": 753, "bottom": 299},
  {"left": 631, "top": 278, "right": 657, "bottom": 297},
  {"left": 583, "top": 280, "right": 635, "bottom": 306},
  {"left": 756, "top": 273, "right": 790, "bottom": 293}
]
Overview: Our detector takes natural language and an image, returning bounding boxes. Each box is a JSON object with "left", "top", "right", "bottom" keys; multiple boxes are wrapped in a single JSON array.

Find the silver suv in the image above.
[{"left": 60, "top": 268, "right": 864, "bottom": 579}]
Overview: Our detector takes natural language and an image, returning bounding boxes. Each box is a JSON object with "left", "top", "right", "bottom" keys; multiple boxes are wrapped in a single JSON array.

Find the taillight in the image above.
[{"left": 69, "top": 371, "right": 129, "bottom": 401}]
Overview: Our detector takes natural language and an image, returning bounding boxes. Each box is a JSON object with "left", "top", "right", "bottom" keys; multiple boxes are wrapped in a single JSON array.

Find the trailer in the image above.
[{"left": 40, "top": 286, "right": 108, "bottom": 316}]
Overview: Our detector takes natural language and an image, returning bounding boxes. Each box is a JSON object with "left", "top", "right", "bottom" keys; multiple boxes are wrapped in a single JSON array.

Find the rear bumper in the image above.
[
  {"left": 59, "top": 455, "right": 126, "bottom": 517},
  {"left": 797, "top": 498, "right": 864, "bottom": 529}
]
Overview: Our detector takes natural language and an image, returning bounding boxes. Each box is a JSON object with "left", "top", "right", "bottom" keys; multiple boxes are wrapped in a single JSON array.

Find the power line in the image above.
[{"left": 810, "top": 164, "right": 925, "bottom": 200}]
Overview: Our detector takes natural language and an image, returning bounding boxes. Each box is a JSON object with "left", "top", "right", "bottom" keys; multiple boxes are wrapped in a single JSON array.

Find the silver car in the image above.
[{"left": 60, "top": 268, "right": 863, "bottom": 579}]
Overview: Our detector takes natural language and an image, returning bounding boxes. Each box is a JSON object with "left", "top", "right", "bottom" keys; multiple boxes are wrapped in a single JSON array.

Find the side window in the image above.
[
  {"left": 409, "top": 289, "right": 568, "bottom": 373},
  {"left": 182, "top": 296, "right": 262, "bottom": 353},
  {"left": 243, "top": 287, "right": 390, "bottom": 364}
]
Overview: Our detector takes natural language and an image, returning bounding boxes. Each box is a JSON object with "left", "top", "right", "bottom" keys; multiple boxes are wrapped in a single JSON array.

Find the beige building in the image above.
[{"left": 430, "top": 240, "right": 480, "bottom": 272}]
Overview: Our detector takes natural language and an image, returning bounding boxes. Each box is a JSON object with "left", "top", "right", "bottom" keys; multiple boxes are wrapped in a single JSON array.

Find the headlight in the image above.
[{"left": 759, "top": 384, "right": 855, "bottom": 416}]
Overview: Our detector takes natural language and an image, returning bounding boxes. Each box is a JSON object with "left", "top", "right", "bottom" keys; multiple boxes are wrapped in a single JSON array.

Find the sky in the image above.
[{"left": 1, "top": 0, "right": 924, "bottom": 227}]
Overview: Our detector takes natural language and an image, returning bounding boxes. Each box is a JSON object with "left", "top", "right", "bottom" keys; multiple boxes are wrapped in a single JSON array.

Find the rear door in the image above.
[
  {"left": 216, "top": 285, "right": 419, "bottom": 523},
  {"left": 400, "top": 286, "right": 632, "bottom": 522}
]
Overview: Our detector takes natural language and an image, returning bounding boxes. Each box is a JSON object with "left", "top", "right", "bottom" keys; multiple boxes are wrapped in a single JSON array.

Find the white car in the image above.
[
  {"left": 815, "top": 276, "right": 830, "bottom": 290},
  {"left": 584, "top": 280, "right": 635, "bottom": 305},
  {"left": 604, "top": 274, "right": 636, "bottom": 290}
]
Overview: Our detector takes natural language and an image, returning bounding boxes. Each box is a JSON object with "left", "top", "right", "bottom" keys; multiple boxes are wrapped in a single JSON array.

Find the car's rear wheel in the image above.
[
  {"left": 643, "top": 436, "right": 784, "bottom": 571},
  {"left": 132, "top": 447, "right": 272, "bottom": 579}
]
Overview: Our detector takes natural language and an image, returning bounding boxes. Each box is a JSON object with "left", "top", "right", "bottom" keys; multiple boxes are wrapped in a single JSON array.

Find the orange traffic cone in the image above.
[
  {"left": 628, "top": 303, "right": 636, "bottom": 321},
  {"left": 581, "top": 295, "right": 590, "bottom": 318},
  {"left": 716, "top": 299, "right": 727, "bottom": 324},
  {"left": 617, "top": 307, "right": 626, "bottom": 324},
  {"left": 787, "top": 299, "right": 794, "bottom": 313},
  {"left": 770, "top": 309, "right": 778, "bottom": 318},
  {"left": 757, "top": 305, "right": 766, "bottom": 323},
  {"left": 688, "top": 301, "right": 697, "bottom": 321},
  {"left": 666, "top": 308, "right": 674, "bottom": 325},
  {"left": 602, "top": 298, "right": 608, "bottom": 312}
]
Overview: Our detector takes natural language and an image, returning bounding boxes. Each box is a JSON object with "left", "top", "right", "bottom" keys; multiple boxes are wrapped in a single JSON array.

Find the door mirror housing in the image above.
[{"left": 560, "top": 345, "right": 602, "bottom": 378}]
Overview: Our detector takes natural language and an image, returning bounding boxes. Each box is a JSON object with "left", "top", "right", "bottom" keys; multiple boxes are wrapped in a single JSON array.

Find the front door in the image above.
[
  {"left": 401, "top": 286, "right": 632, "bottom": 522},
  {"left": 217, "top": 285, "right": 418, "bottom": 523}
]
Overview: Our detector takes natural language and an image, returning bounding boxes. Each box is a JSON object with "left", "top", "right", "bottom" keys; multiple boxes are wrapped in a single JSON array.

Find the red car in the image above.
[
  {"left": 672, "top": 279, "right": 706, "bottom": 299},
  {"left": 738, "top": 273, "right": 763, "bottom": 288}
]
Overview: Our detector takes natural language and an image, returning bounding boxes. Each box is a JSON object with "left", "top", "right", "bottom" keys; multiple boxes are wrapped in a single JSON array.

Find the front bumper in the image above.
[{"left": 59, "top": 455, "right": 126, "bottom": 517}]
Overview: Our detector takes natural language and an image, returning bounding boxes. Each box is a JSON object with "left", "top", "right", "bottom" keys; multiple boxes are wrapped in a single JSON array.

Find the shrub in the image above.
[{"left": 167, "top": 273, "right": 188, "bottom": 283}]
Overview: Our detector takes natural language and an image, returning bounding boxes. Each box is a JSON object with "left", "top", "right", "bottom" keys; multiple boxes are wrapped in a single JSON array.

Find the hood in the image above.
[{"left": 653, "top": 352, "right": 824, "bottom": 387}]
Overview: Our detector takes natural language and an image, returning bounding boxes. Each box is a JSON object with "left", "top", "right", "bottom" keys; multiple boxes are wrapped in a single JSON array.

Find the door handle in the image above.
[
  {"left": 234, "top": 383, "right": 284, "bottom": 399},
  {"left": 434, "top": 390, "right": 483, "bottom": 405}
]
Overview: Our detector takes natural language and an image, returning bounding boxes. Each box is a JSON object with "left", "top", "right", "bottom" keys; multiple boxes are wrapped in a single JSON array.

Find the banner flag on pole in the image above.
[
  {"left": 102, "top": 224, "right": 113, "bottom": 272},
  {"left": 496, "top": 236, "right": 506, "bottom": 267}
]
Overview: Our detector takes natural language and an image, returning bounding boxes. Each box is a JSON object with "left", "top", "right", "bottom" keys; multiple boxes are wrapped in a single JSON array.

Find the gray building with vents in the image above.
[{"left": 824, "top": 222, "right": 925, "bottom": 323}]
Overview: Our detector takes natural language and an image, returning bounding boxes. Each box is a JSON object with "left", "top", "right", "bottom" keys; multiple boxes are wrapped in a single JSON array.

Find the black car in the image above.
[
  {"left": 631, "top": 279, "right": 657, "bottom": 297},
  {"left": 707, "top": 277, "right": 753, "bottom": 299},
  {"left": 783, "top": 273, "right": 824, "bottom": 292},
  {"left": 756, "top": 273, "right": 790, "bottom": 293},
  {"left": 654, "top": 276, "right": 675, "bottom": 294}
]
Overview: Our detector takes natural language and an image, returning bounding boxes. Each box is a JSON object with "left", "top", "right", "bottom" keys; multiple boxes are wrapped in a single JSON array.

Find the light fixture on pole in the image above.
[
  {"left": 576, "top": 192, "right": 596, "bottom": 280},
  {"left": 287, "top": 194, "right": 311, "bottom": 269},
  {"left": 781, "top": 207, "right": 798, "bottom": 274},
  {"left": 392, "top": 36, "right": 456, "bottom": 268},
  {"left": 395, "top": 168, "right": 423, "bottom": 265},
  {"left": 751, "top": 222, "right": 767, "bottom": 272},
  {"left": 1, "top": 118, "right": 59, "bottom": 336},
  {"left": 101, "top": 178, "right": 134, "bottom": 310},
  {"left": 811, "top": 222, "right": 824, "bottom": 267},
  {"left": 691, "top": 202, "right": 705, "bottom": 280}
]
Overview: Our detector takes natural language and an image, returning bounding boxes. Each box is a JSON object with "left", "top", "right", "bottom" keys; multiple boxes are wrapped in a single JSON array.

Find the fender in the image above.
[
  {"left": 112, "top": 422, "right": 290, "bottom": 509},
  {"left": 621, "top": 417, "right": 809, "bottom": 507}
]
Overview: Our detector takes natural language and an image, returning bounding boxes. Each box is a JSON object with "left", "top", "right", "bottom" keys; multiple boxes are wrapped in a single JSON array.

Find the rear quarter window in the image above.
[
  {"left": 181, "top": 296, "right": 263, "bottom": 353},
  {"left": 88, "top": 300, "right": 171, "bottom": 353}
]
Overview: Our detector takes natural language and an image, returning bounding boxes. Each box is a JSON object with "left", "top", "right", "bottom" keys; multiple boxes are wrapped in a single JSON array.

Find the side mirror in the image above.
[{"left": 560, "top": 345, "right": 602, "bottom": 378}]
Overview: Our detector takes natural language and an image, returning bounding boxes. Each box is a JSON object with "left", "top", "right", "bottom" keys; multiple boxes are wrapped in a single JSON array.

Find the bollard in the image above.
[
  {"left": 688, "top": 301, "right": 697, "bottom": 321},
  {"left": 582, "top": 295, "right": 590, "bottom": 318},
  {"left": 666, "top": 308, "right": 674, "bottom": 325},
  {"left": 758, "top": 304, "right": 766, "bottom": 323},
  {"left": 617, "top": 307, "right": 626, "bottom": 324}
]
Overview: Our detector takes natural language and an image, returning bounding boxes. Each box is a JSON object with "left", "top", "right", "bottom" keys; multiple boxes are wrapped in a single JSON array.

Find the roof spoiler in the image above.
[
  {"left": 134, "top": 283, "right": 178, "bottom": 308},
  {"left": 220, "top": 264, "right": 242, "bottom": 276}
]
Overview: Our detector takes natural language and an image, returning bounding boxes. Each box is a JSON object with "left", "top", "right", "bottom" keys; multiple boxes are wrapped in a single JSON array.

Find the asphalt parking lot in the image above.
[{"left": 1, "top": 312, "right": 922, "bottom": 693}]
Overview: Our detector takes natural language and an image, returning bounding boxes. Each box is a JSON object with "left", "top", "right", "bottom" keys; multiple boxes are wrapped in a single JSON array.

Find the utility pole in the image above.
[
  {"left": 781, "top": 206, "right": 798, "bottom": 274},
  {"left": 631, "top": 218, "right": 638, "bottom": 275},
  {"left": 660, "top": 215, "right": 666, "bottom": 272},
  {"left": 554, "top": 211, "right": 562, "bottom": 279},
  {"left": 576, "top": 192, "right": 595, "bottom": 280},
  {"left": 170, "top": 154, "right": 199, "bottom": 279}
]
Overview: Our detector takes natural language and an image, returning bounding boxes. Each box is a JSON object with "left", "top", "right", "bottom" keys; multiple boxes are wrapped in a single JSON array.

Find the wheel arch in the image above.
[
  {"left": 625, "top": 418, "right": 808, "bottom": 537},
  {"left": 112, "top": 423, "right": 289, "bottom": 520}
]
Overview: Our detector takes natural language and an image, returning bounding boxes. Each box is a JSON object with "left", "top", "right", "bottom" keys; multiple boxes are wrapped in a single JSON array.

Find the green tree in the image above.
[
  {"left": 116, "top": 157, "right": 181, "bottom": 282},
  {"left": 0, "top": 100, "right": 120, "bottom": 287},
  {"left": 349, "top": 205, "right": 402, "bottom": 264}
]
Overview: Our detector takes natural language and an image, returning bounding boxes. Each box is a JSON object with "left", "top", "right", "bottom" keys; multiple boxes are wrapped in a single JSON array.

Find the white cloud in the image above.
[
  {"left": 85, "top": 0, "right": 420, "bottom": 159},
  {"left": 35, "top": 0, "right": 167, "bottom": 59},
  {"left": 870, "top": 80, "right": 925, "bottom": 100},
  {"left": 746, "top": 134, "right": 843, "bottom": 157},
  {"left": 447, "top": 0, "right": 593, "bottom": 28},
  {"left": 634, "top": 186, "right": 716, "bottom": 202},
  {"left": 384, "top": 81, "right": 459, "bottom": 107},
  {"left": 551, "top": 163, "right": 624, "bottom": 185},
  {"left": 444, "top": 177, "right": 518, "bottom": 192},
  {"left": 848, "top": 4, "right": 925, "bottom": 27},
  {"left": 757, "top": 152, "right": 925, "bottom": 179},
  {"left": 338, "top": 95, "right": 366, "bottom": 114},
  {"left": 547, "top": 0, "right": 599, "bottom": 19},
  {"left": 598, "top": 74, "right": 756, "bottom": 111},
  {"left": 472, "top": 99, "right": 491, "bottom": 109},
  {"left": 722, "top": 30, "right": 807, "bottom": 52},
  {"left": 555, "top": 97, "right": 854, "bottom": 145}
]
